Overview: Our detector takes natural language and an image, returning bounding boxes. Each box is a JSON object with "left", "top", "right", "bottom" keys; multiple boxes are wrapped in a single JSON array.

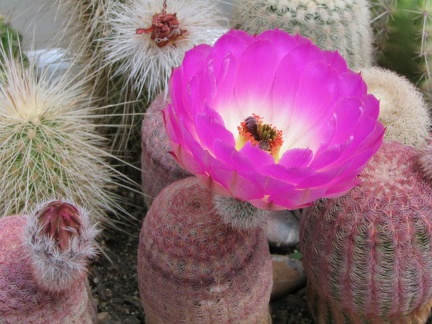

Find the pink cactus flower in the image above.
[{"left": 164, "top": 29, "right": 385, "bottom": 210}]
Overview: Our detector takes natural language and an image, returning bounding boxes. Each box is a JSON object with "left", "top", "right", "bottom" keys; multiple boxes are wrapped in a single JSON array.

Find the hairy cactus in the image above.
[
  {"left": 0, "top": 200, "right": 98, "bottom": 323},
  {"left": 54, "top": 0, "right": 226, "bottom": 157},
  {"left": 141, "top": 93, "right": 191, "bottom": 207},
  {"left": 0, "top": 47, "right": 132, "bottom": 223},
  {"left": 361, "top": 66, "right": 431, "bottom": 148},
  {"left": 231, "top": 0, "right": 373, "bottom": 70},
  {"left": 138, "top": 177, "right": 272, "bottom": 323},
  {"left": 300, "top": 141, "right": 432, "bottom": 323},
  {"left": 370, "top": 0, "right": 432, "bottom": 98}
]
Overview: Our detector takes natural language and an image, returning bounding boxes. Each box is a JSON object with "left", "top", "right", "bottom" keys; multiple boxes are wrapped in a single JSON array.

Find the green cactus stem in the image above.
[{"left": 370, "top": 0, "right": 432, "bottom": 98}]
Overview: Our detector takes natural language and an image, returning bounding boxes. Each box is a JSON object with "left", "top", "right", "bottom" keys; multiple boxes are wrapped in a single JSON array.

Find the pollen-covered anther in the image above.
[
  {"left": 35, "top": 201, "right": 82, "bottom": 252},
  {"left": 136, "top": 2, "right": 187, "bottom": 47},
  {"left": 237, "top": 114, "right": 283, "bottom": 160}
]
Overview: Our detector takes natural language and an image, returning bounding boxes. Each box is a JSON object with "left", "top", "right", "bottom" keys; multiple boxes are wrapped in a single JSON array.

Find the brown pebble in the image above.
[
  {"left": 271, "top": 254, "right": 306, "bottom": 300},
  {"left": 97, "top": 312, "right": 110, "bottom": 321}
]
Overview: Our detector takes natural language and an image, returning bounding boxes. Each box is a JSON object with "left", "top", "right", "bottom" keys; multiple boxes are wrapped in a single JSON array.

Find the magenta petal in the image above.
[
  {"left": 278, "top": 148, "right": 313, "bottom": 168},
  {"left": 194, "top": 111, "right": 235, "bottom": 150},
  {"left": 234, "top": 39, "right": 279, "bottom": 108}
]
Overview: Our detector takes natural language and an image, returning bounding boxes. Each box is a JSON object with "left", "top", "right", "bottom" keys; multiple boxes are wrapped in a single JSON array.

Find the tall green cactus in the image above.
[
  {"left": 370, "top": 0, "right": 432, "bottom": 98},
  {"left": 231, "top": 0, "right": 373, "bottom": 70}
]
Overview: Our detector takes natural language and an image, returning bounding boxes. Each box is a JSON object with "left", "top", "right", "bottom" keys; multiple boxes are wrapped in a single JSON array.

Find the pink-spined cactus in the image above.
[
  {"left": 300, "top": 141, "right": 432, "bottom": 323},
  {"left": 141, "top": 92, "right": 191, "bottom": 207},
  {"left": 0, "top": 200, "right": 99, "bottom": 323},
  {"left": 138, "top": 177, "right": 272, "bottom": 323}
]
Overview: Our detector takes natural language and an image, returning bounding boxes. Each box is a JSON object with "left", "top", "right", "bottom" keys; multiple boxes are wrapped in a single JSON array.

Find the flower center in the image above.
[
  {"left": 136, "top": 0, "right": 187, "bottom": 48},
  {"left": 237, "top": 114, "right": 283, "bottom": 162}
]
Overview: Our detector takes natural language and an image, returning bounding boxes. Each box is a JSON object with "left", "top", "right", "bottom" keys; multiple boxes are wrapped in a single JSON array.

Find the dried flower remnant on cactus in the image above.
[
  {"left": 164, "top": 29, "right": 385, "bottom": 210},
  {"left": 103, "top": 0, "right": 227, "bottom": 98},
  {"left": 136, "top": 0, "right": 187, "bottom": 48}
]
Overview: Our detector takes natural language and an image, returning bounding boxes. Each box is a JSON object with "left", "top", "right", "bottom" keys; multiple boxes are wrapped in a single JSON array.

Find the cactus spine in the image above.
[
  {"left": 0, "top": 200, "right": 98, "bottom": 323},
  {"left": 370, "top": 0, "right": 432, "bottom": 98},
  {"left": 231, "top": 0, "right": 373, "bottom": 70},
  {"left": 138, "top": 177, "right": 272, "bottom": 323},
  {"left": 300, "top": 141, "right": 432, "bottom": 323}
]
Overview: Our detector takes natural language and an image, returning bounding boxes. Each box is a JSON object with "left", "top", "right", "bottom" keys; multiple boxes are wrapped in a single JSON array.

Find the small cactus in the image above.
[
  {"left": 361, "top": 66, "right": 431, "bottom": 148},
  {"left": 231, "top": 0, "right": 373, "bottom": 70},
  {"left": 0, "top": 47, "right": 132, "bottom": 223},
  {"left": 141, "top": 93, "right": 191, "bottom": 207},
  {"left": 300, "top": 141, "right": 432, "bottom": 323},
  {"left": 138, "top": 177, "right": 273, "bottom": 323},
  {"left": 370, "top": 0, "right": 432, "bottom": 98},
  {"left": 0, "top": 200, "right": 98, "bottom": 323}
]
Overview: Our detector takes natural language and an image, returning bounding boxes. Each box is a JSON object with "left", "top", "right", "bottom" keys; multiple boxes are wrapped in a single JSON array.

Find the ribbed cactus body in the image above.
[
  {"left": 300, "top": 141, "right": 432, "bottom": 323},
  {"left": 232, "top": 0, "right": 373, "bottom": 70},
  {"left": 0, "top": 215, "right": 97, "bottom": 323},
  {"left": 370, "top": 0, "right": 432, "bottom": 97},
  {"left": 138, "top": 177, "right": 272, "bottom": 323},
  {"left": 141, "top": 93, "right": 191, "bottom": 207}
]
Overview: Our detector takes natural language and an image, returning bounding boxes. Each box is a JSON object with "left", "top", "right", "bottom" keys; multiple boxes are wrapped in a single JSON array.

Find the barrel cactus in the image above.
[
  {"left": 138, "top": 177, "right": 272, "bottom": 323},
  {"left": 0, "top": 200, "right": 98, "bottom": 323},
  {"left": 370, "top": 0, "right": 432, "bottom": 98},
  {"left": 361, "top": 66, "right": 431, "bottom": 148},
  {"left": 300, "top": 140, "right": 432, "bottom": 323},
  {"left": 231, "top": 0, "right": 373, "bottom": 70}
]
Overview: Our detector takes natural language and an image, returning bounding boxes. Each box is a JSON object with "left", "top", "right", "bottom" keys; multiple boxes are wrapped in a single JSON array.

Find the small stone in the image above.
[
  {"left": 266, "top": 210, "right": 300, "bottom": 250},
  {"left": 271, "top": 254, "right": 306, "bottom": 300},
  {"left": 97, "top": 312, "right": 110, "bottom": 321}
]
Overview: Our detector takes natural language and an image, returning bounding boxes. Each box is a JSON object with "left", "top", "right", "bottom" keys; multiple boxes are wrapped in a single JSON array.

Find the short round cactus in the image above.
[
  {"left": 0, "top": 200, "right": 98, "bottom": 323},
  {"left": 370, "top": 0, "right": 432, "bottom": 98},
  {"left": 231, "top": 0, "right": 373, "bottom": 70},
  {"left": 141, "top": 93, "right": 191, "bottom": 207},
  {"left": 361, "top": 66, "right": 431, "bottom": 148},
  {"left": 138, "top": 177, "right": 272, "bottom": 323},
  {"left": 300, "top": 141, "right": 432, "bottom": 323},
  {"left": 0, "top": 49, "right": 129, "bottom": 223}
]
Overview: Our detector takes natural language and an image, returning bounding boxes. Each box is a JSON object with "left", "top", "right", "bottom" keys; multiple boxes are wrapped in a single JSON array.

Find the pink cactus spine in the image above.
[
  {"left": 300, "top": 141, "right": 432, "bottom": 323},
  {"left": 138, "top": 177, "right": 272, "bottom": 323},
  {"left": 0, "top": 200, "right": 98, "bottom": 323},
  {"left": 141, "top": 93, "right": 191, "bottom": 207}
]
